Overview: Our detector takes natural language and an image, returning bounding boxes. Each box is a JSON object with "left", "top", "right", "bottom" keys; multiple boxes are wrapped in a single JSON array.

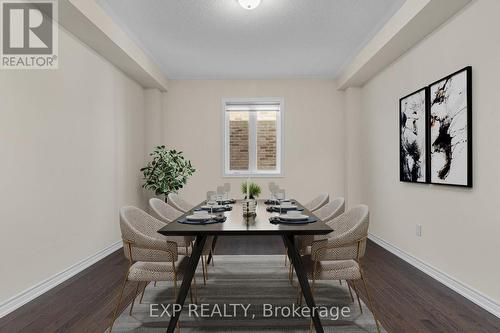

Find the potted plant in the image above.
[
  {"left": 140, "top": 146, "right": 195, "bottom": 202},
  {"left": 241, "top": 181, "right": 261, "bottom": 200}
]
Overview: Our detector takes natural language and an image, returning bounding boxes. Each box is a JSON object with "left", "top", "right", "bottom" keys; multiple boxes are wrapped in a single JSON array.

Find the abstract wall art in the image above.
[
  {"left": 400, "top": 87, "right": 428, "bottom": 183},
  {"left": 429, "top": 66, "right": 472, "bottom": 187}
]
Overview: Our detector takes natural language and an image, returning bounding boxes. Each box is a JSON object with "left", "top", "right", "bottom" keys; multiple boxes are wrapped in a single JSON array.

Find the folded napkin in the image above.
[
  {"left": 196, "top": 205, "right": 232, "bottom": 213},
  {"left": 217, "top": 199, "right": 236, "bottom": 205},
  {"left": 269, "top": 216, "right": 318, "bottom": 225},
  {"left": 264, "top": 199, "right": 293, "bottom": 205},
  {"left": 266, "top": 206, "right": 303, "bottom": 213},
  {"left": 178, "top": 215, "right": 227, "bottom": 225}
]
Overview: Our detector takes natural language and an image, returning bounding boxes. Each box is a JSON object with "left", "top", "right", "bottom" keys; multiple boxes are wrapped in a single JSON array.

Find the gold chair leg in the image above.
[
  {"left": 351, "top": 281, "right": 363, "bottom": 313},
  {"left": 204, "top": 255, "right": 209, "bottom": 280},
  {"left": 360, "top": 271, "right": 381, "bottom": 333},
  {"left": 201, "top": 255, "right": 207, "bottom": 285},
  {"left": 139, "top": 282, "right": 149, "bottom": 304},
  {"left": 108, "top": 274, "right": 128, "bottom": 332},
  {"left": 347, "top": 281, "right": 354, "bottom": 302},
  {"left": 129, "top": 282, "right": 140, "bottom": 316},
  {"left": 173, "top": 278, "right": 178, "bottom": 301},
  {"left": 308, "top": 278, "right": 316, "bottom": 333}
]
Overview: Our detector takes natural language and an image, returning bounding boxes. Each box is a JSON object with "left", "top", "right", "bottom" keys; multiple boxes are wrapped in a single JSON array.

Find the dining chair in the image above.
[
  {"left": 303, "top": 193, "right": 330, "bottom": 212},
  {"left": 149, "top": 198, "right": 193, "bottom": 255},
  {"left": 167, "top": 193, "right": 194, "bottom": 213},
  {"left": 149, "top": 198, "right": 213, "bottom": 284},
  {"left": 298, "top": 197, "right": 345, "bottom": 254},
  {"left": 109, "top": 206, "right": 197, "bottom": 332},
  {"left": 299, "top": 205, "right": 381, "bottom": 333},
  {"left": 287, "top": 198, "right": 345, "bottom": 283}
]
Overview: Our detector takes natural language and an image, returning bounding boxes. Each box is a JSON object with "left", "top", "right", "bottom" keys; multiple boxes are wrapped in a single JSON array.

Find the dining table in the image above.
[{"left": 157, "top": 199, "right": 333, "bottom": 333}]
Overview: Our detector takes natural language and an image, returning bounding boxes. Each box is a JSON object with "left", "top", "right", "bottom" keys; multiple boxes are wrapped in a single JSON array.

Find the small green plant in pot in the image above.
[
  {"left": 140, "top": 146, "right": 195, "bottom": 202},
  {"left": 241, "top": 181, "right": 261, "bottom": 200}
]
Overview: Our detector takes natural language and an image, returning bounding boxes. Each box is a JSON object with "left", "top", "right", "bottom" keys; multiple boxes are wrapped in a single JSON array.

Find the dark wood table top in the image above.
[{"left": 158, "top": 199, "right": 333, "bottom": 236}]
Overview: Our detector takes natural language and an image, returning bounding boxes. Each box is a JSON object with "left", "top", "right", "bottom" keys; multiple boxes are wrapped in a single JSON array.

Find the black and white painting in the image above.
[
  {"left": 429, "top": 67, "right": 472, "bottom": 187},
  {"left": 400, "top": 88, "right": 428, "bottom": 183}
]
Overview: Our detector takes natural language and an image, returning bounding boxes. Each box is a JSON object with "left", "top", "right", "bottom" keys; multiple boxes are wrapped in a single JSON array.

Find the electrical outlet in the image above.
[{"left": 416, "top": 224, "right": 422, "bottom": 237}]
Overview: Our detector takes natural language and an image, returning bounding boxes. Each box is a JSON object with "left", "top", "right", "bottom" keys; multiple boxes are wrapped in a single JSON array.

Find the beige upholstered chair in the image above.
[
  {"left": 299, "top": 205, "right": 381, "bottom": 333},
  {"left": 149, "top": 198, "right": 193, "bottom": 254},
  {"left": 311, "top": 198, "right": 343, "bottom": 222},
  {"left": 303, "top": 193, "right": 329, "bottom": 212},
  {"left": 167, "top": 193, "right": 194, "bottom": 213},
  {"left": 298, "top": 197, "right": 345, "bottom": 254},
  {"left": 287, "top": 198, "right": 345, "bottom": 283},
  {"left": 149, "top": 198, "right": 213, "bottom": 284},
  {"left": 109, "top": 206, "right": 196, "bottom": 332}
]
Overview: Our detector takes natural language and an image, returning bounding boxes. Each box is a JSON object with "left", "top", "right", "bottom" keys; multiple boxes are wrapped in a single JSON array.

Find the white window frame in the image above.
[{"left": 222, "top": 97, "right": 284, "bottom": 177}]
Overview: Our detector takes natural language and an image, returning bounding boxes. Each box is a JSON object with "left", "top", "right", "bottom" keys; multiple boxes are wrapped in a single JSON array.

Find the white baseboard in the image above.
[
  {"left": 368, "top": 233, "right": 500, "bottom": 318},
  {"left": 0, "top": 240, "right": 123, "bottom": 318}
]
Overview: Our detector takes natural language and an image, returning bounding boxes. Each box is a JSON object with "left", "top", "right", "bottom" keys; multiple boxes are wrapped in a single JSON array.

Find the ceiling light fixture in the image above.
[{"left": 238, "top": 0, "right": 261, "bottom": 10}]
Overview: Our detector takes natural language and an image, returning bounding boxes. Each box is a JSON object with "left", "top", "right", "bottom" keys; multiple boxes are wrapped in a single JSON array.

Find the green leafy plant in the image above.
[
  {"left": 241, "top": 181, "right": 261, "bottom": 199},
  {"left": 140, "top": 146, "right": 195, "bottom": 202}
]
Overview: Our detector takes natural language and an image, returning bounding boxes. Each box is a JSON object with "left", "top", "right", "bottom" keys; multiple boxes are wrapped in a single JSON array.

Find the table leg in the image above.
[
  {"left": 166, "top": 235, "right": 207, "bottom": 333},
  {"left": 282, "top": 234, "right": 324, "bottom": 333},
  {"left": 206, "top": 236, "right": 218, "bottom": 265}
]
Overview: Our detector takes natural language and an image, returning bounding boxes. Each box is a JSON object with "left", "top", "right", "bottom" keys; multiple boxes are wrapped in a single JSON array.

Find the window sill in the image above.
[{"left": 222, "top": 173, "right": 284, "bottom": 178}]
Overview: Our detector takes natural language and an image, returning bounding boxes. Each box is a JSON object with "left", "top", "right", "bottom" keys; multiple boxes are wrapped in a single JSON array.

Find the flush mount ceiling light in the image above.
[{"left": 238, "top": 0, "right": 261, "bottom": 10}]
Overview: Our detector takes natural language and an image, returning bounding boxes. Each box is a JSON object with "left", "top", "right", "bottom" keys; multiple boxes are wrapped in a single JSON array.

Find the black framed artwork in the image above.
[
  {"left": 428, "top": 66, "right": 472, "bottom": 187},
  {"left": 400, "top": 87, "right": 429, "bottom": 183}
]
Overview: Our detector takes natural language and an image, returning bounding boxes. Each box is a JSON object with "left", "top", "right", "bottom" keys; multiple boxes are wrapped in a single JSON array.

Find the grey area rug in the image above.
[{"left": 110, "top": 255, "right": 385, "bottom": 332}]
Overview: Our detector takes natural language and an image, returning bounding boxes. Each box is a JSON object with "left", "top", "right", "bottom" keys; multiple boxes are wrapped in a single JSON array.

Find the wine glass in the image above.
[
  {"left": 275, "top": 190, "right": 285, "bottom": 214},
  {"left": 206, "top": 191, "right": 217, "bottom": 214}
]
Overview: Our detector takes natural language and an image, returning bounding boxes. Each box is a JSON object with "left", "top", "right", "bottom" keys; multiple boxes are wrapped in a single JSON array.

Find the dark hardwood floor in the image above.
[{"left": 1, "top": 237, "right": 499, "bottom": 332}]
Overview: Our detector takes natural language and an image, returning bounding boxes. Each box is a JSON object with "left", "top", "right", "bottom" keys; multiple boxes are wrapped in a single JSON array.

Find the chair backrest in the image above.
[
  {"left": 149, "top": 198, "right": 183, "bottom": 223},
  {"left": 167, "top": 193, "right": 194, "bottom": 213},
  {"left": 119, "top": 206, "right": 176, "bottom": 262},
  {"left": 324, "top": 204, "right": 369, "bottom": 260},
  {"left": 304, "top": 193, "right": 329, "bottom": 212},
  {"left": 313, "top": 197, "right": 345, "bottom": 222}
]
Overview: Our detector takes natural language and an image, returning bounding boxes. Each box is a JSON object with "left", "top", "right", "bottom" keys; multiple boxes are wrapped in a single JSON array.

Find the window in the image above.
[{"left": 223, "top": 98, "right": 283, "bottom": 176}]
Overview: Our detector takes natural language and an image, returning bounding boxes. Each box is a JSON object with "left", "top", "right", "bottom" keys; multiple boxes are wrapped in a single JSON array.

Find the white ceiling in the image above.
[{"left": 97, "top": 0, "right": 405, "bottom": 79}]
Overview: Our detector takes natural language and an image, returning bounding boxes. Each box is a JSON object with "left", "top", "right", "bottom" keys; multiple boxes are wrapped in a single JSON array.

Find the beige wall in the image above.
[
  {"left": 163, "top": 80, "right": 345, "bottom": 204},
  {"left": 0, "top": 28, "right": 146, "bottom": 303},
  {"left": 351, "top": 0, "right": 500, "bottom": 303}
]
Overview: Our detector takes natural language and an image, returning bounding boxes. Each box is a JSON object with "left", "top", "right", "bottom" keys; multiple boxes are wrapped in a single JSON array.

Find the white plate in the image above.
[
  {"left": 279, "top": 214, "right": 309, "bottom": 221},
  {"left": 201, "top": 205, "right": 223, "bottom": 209},
  {"left": 187, "top": 214, "right": 215, "bottom": 221},
  {"left": 274, "top": 204, "right": 298, "bottom": 209}
]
